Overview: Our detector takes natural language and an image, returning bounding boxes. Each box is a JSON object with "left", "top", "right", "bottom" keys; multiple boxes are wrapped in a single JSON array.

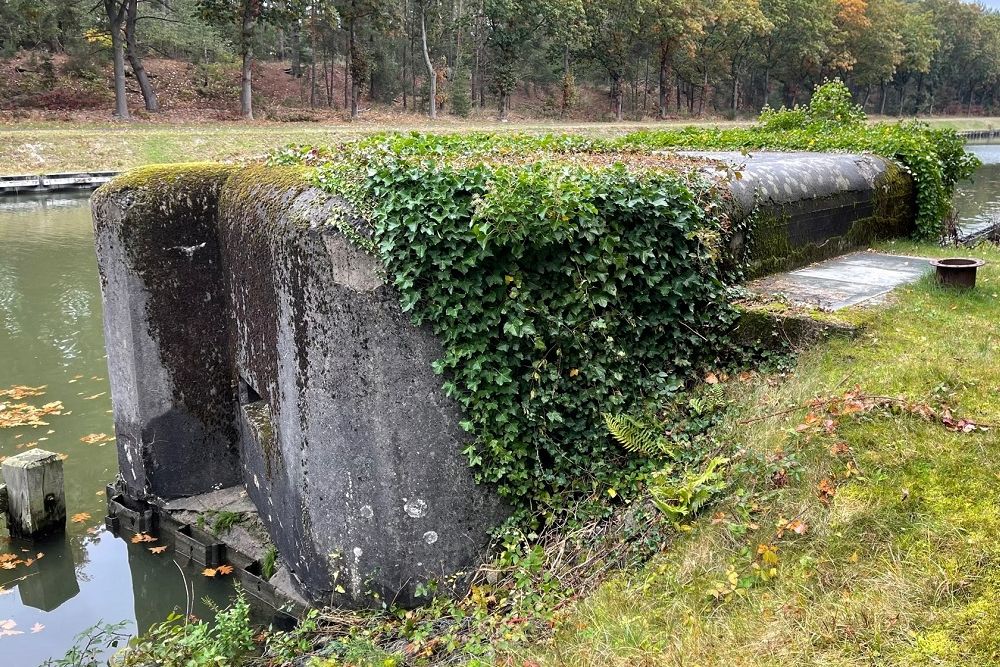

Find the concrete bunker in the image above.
[{"left": 91, "top": 150, "right": 915, "bottom": 609}]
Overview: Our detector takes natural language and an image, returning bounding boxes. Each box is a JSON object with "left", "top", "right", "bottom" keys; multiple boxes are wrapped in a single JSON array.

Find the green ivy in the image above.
[
  {"left": 275, "top": 85, "right": 978, "bottom": 510},
  {"left": 307, "top": 140, "right": 737, "bottom": 508}
]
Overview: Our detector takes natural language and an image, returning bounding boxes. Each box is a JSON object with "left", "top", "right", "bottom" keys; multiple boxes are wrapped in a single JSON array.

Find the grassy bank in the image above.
[
  {"left": 511, "top": 240, "right": 1000, "bottom": 666},
  {"left": 0, "top": 116, "right": 995, "bottom": 174}
]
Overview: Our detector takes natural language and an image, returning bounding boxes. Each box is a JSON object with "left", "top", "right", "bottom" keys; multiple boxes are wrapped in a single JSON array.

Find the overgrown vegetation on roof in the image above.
[{"left": 268, "top": 81, "right": 978, "bottom": 513}]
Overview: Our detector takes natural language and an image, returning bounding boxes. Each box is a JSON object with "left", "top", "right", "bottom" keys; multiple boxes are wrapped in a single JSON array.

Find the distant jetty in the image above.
[{"left": 0, "top": 171, "right": 119, "bottom": 195}]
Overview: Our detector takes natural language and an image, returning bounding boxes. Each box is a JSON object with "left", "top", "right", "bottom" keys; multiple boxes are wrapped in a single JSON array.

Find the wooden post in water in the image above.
[
  {"left": 0, "top": 483, "right": 8, "bottom": 537},
  {"left": 1, "top": 449, "right": 66, "bottom": 538}
]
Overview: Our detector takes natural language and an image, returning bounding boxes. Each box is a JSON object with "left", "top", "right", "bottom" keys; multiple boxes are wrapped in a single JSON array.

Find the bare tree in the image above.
[
  {"left": 103, "top": 0, "right": 130, "bottom": 119},
  {"left": 125, "top": 0, "right": 159, "bottom": 111},
  {"left": 419, "top": 0, "right": 435, "bottom": 119}
]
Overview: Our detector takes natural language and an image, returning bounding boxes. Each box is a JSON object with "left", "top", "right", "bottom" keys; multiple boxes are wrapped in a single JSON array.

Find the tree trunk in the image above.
[
  {"left": 561, "top": 44, "right": 571, "bottom": 117},
  {"left": 472, "top": 0, "right": 483, "bottom": 109},
  {"left": 498, "top": 90, "right": 509, "bottom": 121},
  {"left": 240, "top": 3, "right": 255, "bottom": 120},
  {"left": 402, "top": 0, "right": 409, "bottom": 110},
  {"left": 105, "top": 0, "right": 129, "bottom": 119},
  {"left": 349, "top": 20, "right": 359, "bottom": 119},
  {"left": 420, "top": 1, "right": 436, "bottom": 119},
  {"left": 879, "top": 80, "right": 887, "bottom": 115},
  {"left": 612, "top": 72, "right": 623, "bottom": 121},
  {"left": 291, "top": 23, "right": 301, "bottom": 77},
  {"left": 125, "top": 0, "right": 157, "bottom": 112},
  {"left": 344, "top": 31, "right": 350, "bottom": 110},
  {"left": 642, "top": 55, "right": 649, "bottom": 114},
  {"left": 658, "top": 41, "right": 672, "bottom": 119},
  {"left": 309, "top": 4, "right": 318, "bottom": 108}
]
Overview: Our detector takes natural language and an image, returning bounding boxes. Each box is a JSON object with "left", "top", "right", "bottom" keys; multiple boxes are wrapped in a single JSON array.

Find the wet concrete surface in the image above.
[{"left": 751, "top": 251, "right": 933, "bottom": 311}]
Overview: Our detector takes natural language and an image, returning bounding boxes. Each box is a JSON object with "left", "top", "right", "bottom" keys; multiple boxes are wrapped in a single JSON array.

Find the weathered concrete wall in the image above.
[
  {"left": 216, "top": 168, "right": 507, "bottom": 607},
  {"left": 93, "top": 154, "right": 917, "bottom": 609},
  {"left": 693, "top": 151, "right": 916, "bottom": 276},
  {"left": 92, "top": 165, "right": 242, "bottom": 500}
]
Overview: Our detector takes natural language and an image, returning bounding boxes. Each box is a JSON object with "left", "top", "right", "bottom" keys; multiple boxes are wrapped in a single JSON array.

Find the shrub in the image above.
[{"left": 622, "top": 80, "right": 980, "bottom": 239}]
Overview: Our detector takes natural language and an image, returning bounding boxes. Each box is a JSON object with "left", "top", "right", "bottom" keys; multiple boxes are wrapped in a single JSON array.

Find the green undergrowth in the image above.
[{"left": 507, "top": 241, "right": 1000, "bottom": 666}]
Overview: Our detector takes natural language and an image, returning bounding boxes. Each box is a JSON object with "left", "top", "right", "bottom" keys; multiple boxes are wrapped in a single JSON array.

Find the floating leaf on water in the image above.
[
  {"left": 80, "top": 433, "right": 113, "bottom": 445},
  {"left": 71, "top": 513, "right": 92, "bottom": 524},
  {"left": 0, "top": 386, "right": 46, "bottom": 400},
  {"left": 0, "top": 400, "right": 64, "bottom": 429}
]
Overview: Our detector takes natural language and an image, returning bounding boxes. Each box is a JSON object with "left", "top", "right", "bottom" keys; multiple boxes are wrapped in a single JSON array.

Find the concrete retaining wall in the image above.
[{"left": 693, "top": 151, "right": 916, "bottom": 276}]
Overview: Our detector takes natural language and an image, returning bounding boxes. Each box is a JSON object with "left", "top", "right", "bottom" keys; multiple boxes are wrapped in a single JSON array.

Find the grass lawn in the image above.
[
  {"left": 512, "top": 241, "right": 1000, "bottom": 667},
  {"left": 0, "top": 116, "right": 996, "bottom": 174}
]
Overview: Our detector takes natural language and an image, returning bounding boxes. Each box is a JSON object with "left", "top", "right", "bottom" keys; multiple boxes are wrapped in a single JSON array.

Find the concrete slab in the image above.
[
  {"left": 163, "top": 485, "right": 256, "bottom": 514},
  {"left": 751, "top": 252, "right": 933, "bottom": 311}
]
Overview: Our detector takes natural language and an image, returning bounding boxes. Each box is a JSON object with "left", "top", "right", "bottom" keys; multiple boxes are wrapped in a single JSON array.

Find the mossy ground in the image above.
[{"left": 507, "top": 241, "right": 1000, "bottom": 666}]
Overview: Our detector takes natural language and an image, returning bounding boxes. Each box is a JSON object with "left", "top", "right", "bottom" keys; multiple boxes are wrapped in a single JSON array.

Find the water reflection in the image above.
[
  {"left": 0, "top": 192, "right": 232, "bottom": 666},
  {"left": 957, "top": 143, "right": 1000, "bottom": 237}
]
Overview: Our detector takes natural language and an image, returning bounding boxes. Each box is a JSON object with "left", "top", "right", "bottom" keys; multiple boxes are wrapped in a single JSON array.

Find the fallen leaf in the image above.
[
  {"left": 130, "top": 533, "right": 157, "bottom": 544},
  {"left": 0, "top": 400, "right": 64, "bottom": 429},
  {"left": 149, "top": 546, "right": 168, "bottom": 555},
  {"left": 83, "top": 392, "right": 106, "bottom": 400},
  {"left": 216, "top": 564, "right": 234, "bottom": 576},
  {"left": 704, "top": 372, "right": 719, "bottom": 385},
  {"left": 202, "top": 568, "right": 217, "bottom": 577},
  {"left": 787, "top": 519, "right": 809, "bottom": 535},
  {"left": 817, "top": 478, "right": 836, "bottom": 504},
  {"left": 0, "top": 386, "right": 46, "bottom": 400},
  {"left": 80, "top": 433, "right": 113, "bottom": 445},
  {"left": 829, "top": 441, "right": 851, "bottom": 456},
  {"left": 30, "top": 623, "right": 44, "bottom": 634},
  {"left": 71, "top": 512, "right": 91, "bottom": 524}
]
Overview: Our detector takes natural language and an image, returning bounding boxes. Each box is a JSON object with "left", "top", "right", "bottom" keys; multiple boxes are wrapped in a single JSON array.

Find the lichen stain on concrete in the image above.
[{"left": 404, "top": 498, "right": 428, "bottom": 518}]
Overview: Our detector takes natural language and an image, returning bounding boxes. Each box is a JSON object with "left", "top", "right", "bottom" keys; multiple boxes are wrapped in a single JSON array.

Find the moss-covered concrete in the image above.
[
  {"left": 92, "top": 163, "right": 243, "bottom": 500},
  {"left": 740, "top": 159, "right": 916, "bottom": 278}
]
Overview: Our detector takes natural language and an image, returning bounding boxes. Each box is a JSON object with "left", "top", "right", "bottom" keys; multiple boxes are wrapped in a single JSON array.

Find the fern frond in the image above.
[{"left": 603, "top": 413, "right": 673, "bottom": 458}]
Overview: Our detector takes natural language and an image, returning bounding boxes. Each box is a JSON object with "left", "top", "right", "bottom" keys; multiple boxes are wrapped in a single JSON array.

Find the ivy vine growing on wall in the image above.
[{"left": 270, "top": 80, "right": 979, "bottom": 514}]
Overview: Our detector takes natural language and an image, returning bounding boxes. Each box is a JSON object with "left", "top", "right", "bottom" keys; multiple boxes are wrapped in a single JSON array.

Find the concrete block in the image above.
[
  {"left": 91, "top": 165, "right": 242, "bottom": 500},
  {"left": 2, "top": 449, "right": 66, "bottom": 538},
  {"left": 217, "top": 168, "right": 509, "bottom": 607},
  {"left": 688, "top": 150, "right": 916, "bottom": 275}
]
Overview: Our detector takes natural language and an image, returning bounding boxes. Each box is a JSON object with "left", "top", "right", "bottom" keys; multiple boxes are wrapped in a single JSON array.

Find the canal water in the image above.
[
  {"left": 0, "top": 145, "right": 998, "bottom": 665},
  {"left": 0, "top": 194, "right": 232, "bottom": 666}
]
